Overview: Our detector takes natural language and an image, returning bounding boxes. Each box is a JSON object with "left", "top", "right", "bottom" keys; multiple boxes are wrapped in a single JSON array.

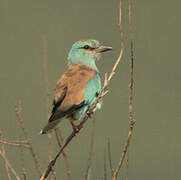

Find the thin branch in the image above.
[
  {"left": 18, "top": 104, "right": 27, "bottom": 180},
  {"left": 125, "top": 152, "right": 129, "bottom": 180},
  {"left": 112, "top": 0, "right": 136, "bottom": 179},
  {"left": 55, "top": 129, "right": 62, "bottom": 148},
  {"left": 0, "top": 138, "right": 29, "bottom": 148},
  {"left": 0, "top": 140, "right": 29, "bottom": 149},
  {"left": 15, "top": 102, "right": 42, "bottom": 176},
  {"left": 5, "top": 164, "right": 12, "bottom": 180},
  {"left": 42, "top": 34, "right": 50, "bottom": 115},
  {"left": 5, "top": 163, "right": 12, "bottom": 180},
  {"left": 104, "top": 148, "right": 107, "bottom": 180},
  {"left": 112, "top": 127, "right": 135, "bottom": 180},
  {"left": 22, "top": 168, "right": 27, "bottom": 180},
  {"left": 85, "top": 118, "right": 96, "bottom": 180},
  {"left": 0, "top": 144, "right": 21, "bottom": 180},
  {"left": 128, "top": 0, "right": 134, "bottom": 127},
  {"left": 46, "top": 137, "right": 56, "bottom": 179},
  {"left": 40, "top": 115, "right": 88, "bottom": 180},
  {"left": 126, "top": 2, "right": 135, "bottom": 179},
  {"left": 0, "top": 135, "right": 34, "bottom": 178},
  {"left": 107, "top": 138, "right": 114, "bottom": 177},
  {"left": 55, "top": 129, "right": 71, "bottom": 180},
  {"left": 126, "top": 0, "right": 133, "bottom": 177},
  {"left": 1, "top": 144, "right": 12, "bottom": 180},
  {"left": 47, "top": 131, "right": 53, "bottom": 160},
  {"left": 42, "top": 34, "right": 57, "bottom": 180}
]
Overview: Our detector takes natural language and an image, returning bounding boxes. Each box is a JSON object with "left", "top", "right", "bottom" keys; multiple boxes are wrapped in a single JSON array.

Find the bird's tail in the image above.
[{"left": 40, "top": 119, "right": 61, "bottom": 134}]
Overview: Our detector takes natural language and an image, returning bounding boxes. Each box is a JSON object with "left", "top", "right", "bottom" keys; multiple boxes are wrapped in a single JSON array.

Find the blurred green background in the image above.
[{"left": 0, "top": 0, "right": 181, "bottom": 179}]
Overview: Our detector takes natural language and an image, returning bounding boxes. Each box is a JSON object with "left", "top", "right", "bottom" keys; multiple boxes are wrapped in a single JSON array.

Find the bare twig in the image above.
[
  {"left": 42, "top": 34, "right": 53, "bottom": 158},
  {"left": 112, "top": 127, "right": 135, "bottom": 180},
  {"left": 0, "top": 134, "right": 27, "bottom": 179},
  {"left": 107, "top": 138, "right": 114, "bottom": 177},
  {"left": 55, "top": 129, "right": 71, "bottom": 180},
  {"left": 112, "top": 0, "right": 136, "bottom": 179},
  {"left": 42, "top": 34, "right": 58, "bottom": 180},
  {"left": 104, "top": 148, "right": 107, "bottom": 180},
  {"left": 0, "top": 141, "right": 29, "bottom": 149},
  {"left": 0, "top": 143, "right": 21, "bottom": 180},
  {"left": 126, "top": 1, "right": 135, "bottom": 179},
  {"left": 15, "top": 102, "right": 42, "bottom": 176},
  {"left": 55, "top": 129, "right": 62, "bottom": 148},
  {"left": 126, "top": 151, "right": 129, "bottom": 180},
  {"left": 106, "top": 0, "right": 124, "bottom": 86},
  {"left": 42, "top": 34, "right": 50, "bottom": 114},
  {"left": 17, "top": 103, "right": 27, "bottom": 180},
  {"left": 5, "top": 164, "right": 12, "bottom": 180},
  {"left": 0, "top": 138, "right": 29, "bottom": 148},
  {"left": 40, "top": 114, "right": 89, "bottom": 180},
  {"left": 22, "top": 168, "right": 27, "bottom": 180},
  {"left": 128, "top": 0, "right": 134, "bottom": 127},
  {"left": 1, "top": 144, "right": 12, "bottom": 180},
  {"left": 0, "top": 135, "right": 34, "bottom": 179},
  {"left": 46, "top": 133, "right": 57, "bottom": 180},
  {"left": 85, "top": 118, "right": 96, "bottom": 180}
]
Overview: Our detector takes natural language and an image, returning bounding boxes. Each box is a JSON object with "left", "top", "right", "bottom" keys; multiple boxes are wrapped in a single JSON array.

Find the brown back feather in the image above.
[{"left": 52, "top": 64, "right": 95, "bottom": 117}]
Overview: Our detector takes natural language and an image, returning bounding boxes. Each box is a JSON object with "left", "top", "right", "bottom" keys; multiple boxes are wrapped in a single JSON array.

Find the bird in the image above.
[{"left": 40, "top": 39, "right": 112, "bottom": 134}]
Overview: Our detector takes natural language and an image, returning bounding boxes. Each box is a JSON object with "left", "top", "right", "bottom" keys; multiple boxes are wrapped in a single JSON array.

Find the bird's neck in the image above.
[{"left": 68, "top": 59, "right": 99, "bottom": 72}]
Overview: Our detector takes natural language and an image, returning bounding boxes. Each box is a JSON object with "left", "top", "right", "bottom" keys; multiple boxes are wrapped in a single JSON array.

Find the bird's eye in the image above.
[{"left": 83, "top": 45, "right": 90, "bottom": 49}]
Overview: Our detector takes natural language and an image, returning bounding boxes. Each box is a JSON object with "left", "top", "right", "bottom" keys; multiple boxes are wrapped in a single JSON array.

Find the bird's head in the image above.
[{"left": 68, "top": 39, "right": 112, "bottom": 71}]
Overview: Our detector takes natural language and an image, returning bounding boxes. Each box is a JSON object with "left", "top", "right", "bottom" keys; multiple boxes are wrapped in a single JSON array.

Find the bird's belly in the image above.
[
  {"left": 70, "top": 100, "right": 103, "bottom": 121},
  {"left": 93, "top": 99, "right": 103, "bottom": 112},
  {"left": 70, "top": 105, "right": 88, "bottom": 121}
]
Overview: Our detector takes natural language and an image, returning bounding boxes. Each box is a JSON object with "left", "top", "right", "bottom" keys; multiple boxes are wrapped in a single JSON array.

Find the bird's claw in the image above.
[
  {"left": 87, "top": 112, "right": 92, "bottom": 118},
  {"left": 70, "top": 122, "right": 79, "bottom": 132}
]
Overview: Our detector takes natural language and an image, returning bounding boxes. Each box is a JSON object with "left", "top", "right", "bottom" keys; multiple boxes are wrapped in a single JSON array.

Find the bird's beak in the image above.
[{"left": 96, "top": 46, "right": 112, "bottom": 53}]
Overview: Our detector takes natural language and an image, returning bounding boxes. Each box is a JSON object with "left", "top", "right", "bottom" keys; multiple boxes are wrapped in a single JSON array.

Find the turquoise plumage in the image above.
[{"left": 40, "top": 39, "right": 112, "bottom": 134}]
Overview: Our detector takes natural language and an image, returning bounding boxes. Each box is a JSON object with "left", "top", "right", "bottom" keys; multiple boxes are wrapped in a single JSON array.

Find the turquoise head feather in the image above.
[{"left": 68, "top": 39, "right": 112, "bottom": 71}]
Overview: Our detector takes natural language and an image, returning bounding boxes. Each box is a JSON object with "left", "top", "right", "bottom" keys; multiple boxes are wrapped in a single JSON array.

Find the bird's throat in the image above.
[{"left": 68, "top": 59, "right": 99, "bottom": 72}]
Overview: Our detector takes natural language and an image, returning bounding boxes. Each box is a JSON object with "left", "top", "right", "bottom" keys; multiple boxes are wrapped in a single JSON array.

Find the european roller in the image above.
[{"left": 40, "top": 39, "right": 112, "bottom": 134}]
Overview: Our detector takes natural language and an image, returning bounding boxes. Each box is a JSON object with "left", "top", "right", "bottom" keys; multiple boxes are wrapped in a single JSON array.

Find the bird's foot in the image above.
[
  {"left": 70, "top": 121, "right": 79, "bottom": 132},
  {"left": 87, "top": 112, "right": 92, "bottom": 118}
]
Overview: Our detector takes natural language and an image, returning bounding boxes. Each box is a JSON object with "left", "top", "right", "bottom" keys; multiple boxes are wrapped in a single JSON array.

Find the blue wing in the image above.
[
  {"left": 83, "top": 71, "right": 101, "bottom": 105},
  {"left": 68, "top": 71, "right": 102, "bottom": 121}
]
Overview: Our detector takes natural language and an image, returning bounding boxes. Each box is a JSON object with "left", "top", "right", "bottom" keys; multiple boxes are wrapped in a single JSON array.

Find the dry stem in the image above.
[
  {"left": 104, "top": 148, "right": 107, "bottom": 180},
  {"left": 15, "top": 102, "right": 42, "bottom": 176},
  {"left": 107, "top": 138, "right": 114, "bottom": 177},
  {"left": 42, "top": 34, "right": 58, "bottom": 180},
  {"left": 18, "top": 111, "right": 27, "bottom": 180},
  {"left": 1, "top": 144, "right": 12, "bottom": 180},
  {"left": 0, "top": 138, "right": 29, "bottom": 149},
  {"left": 84, "top": 118, "right": 96, "bottom": 180},
  {"left": 112, "top": 0, "right": 136, "bottom": 179},
  {"left": 0, "top": 143, "right": 21, "bottom": 180},
  {"left": 55, "top": 129, "right": 71, "bottom": 180}
]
